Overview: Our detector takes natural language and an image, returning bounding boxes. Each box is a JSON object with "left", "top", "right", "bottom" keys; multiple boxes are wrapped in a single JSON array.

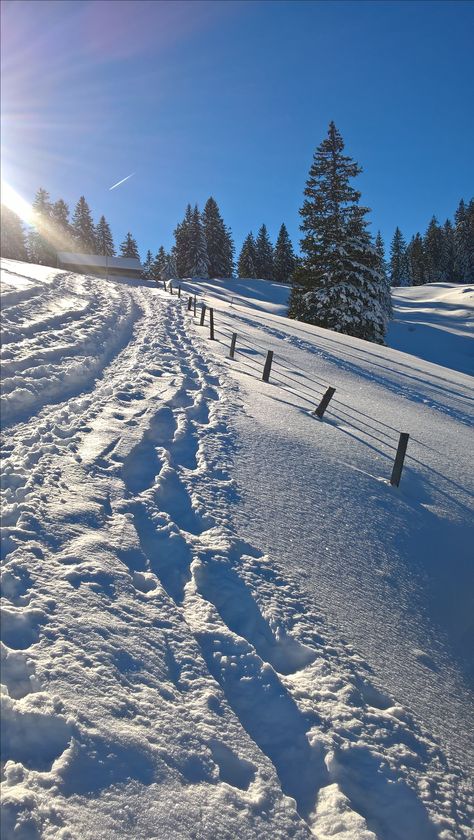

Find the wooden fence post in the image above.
[
  {"left": 178, "top": 284, "right": 181, "bottom": 298},
  {"left": 390, "top": 433, "right": 409, "bottom": 487},
  {"left": 262, "top": 351, "right": 274, "bottom": 382},
  {"left": 209, "top": 308, "right": 215, "bottom": 340},
  {"left": 193, "top": 295, "right": 197, "bottom": 316},
  {"left": 169, "top": 281, "right": 173, "bottom": 295},
  {"left": 188, "top": 296, "right": 192, "bottom": 311},
  {"left": 314, "top": 387, "right": 336, "bottom": 418},
  {"left": 163, "top": 280, "right": 167, "bottom": 292},
  {"left": 229, "top": 332, "right": 237, "bottom": 359},
  {"left": 200, "top": 304, "right": 206, "bottom": 326}
]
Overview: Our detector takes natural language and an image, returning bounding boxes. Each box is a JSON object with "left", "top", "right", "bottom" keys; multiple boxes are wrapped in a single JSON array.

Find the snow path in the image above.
[{"left": 1, "top": 263, "right": 473, "bottom": 839}]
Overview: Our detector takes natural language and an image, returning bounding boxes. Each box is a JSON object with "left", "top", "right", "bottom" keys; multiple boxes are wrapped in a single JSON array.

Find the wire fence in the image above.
[{"left": 158, "top": 280, "right": 411, "bottom": 487}]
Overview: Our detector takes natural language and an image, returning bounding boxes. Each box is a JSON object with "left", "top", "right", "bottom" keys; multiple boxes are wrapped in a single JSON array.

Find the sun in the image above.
[{"left": 1, "top": 180, "right": 33, "bottom": 225}]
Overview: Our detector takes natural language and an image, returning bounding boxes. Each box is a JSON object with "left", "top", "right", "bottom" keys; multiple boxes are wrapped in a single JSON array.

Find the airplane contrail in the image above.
[{"left": 109, "top": 172, "right": 135, "bottom": 191}]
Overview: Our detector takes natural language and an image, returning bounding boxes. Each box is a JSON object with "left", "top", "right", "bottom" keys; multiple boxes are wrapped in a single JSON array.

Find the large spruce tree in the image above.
[
  {"left": 238, "top": 233, "right": 258, "bottom": 278},
  {"left": 95, "top": 216, "right": 115, "bottom": 256},
  {"left": 273, "top": 223, "right": 296, "bottom": 283},
  {"left": 120, "top": 232, "right": 140, "bottom": 259},
  {"left": 288, "top": 122, "right": 388, "bottom": 342},
  {"left": 255, "top": 224, "right": 274, "bottom": 279},
  {"left": 202, "top": 197, "right": 234, "bottom": 277},
  {"left": 1, "top": 205, "right": 28, "bottom": 261},
  {"left": 72, "top": 196, "right": 96, "bottom": 254},
  {"left": 389, "top": 227, "right": 410, "bottom": 286}
]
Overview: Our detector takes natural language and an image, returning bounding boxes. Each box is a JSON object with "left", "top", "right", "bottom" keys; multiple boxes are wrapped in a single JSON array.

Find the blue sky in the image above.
[{"left": 1, "top": 0, "right": 473, "bottom": 260}]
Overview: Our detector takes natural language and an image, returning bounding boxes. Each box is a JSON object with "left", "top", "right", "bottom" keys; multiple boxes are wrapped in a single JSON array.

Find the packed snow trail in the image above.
[{"left": 1, "top": 262, "right": 472, "bottom": 839}]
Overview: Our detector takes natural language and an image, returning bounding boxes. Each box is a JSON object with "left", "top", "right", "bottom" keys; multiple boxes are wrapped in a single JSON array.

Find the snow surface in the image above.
[
  {"left": 388, "top": 284, "right": 473, "bottom": 377},
  {"left": 1, "top": 260, "right": 473, "bottom": 839}
]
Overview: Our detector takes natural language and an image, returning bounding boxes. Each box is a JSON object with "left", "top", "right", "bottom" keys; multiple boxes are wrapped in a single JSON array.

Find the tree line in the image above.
[
  {"left": 387, "top": 200, "right": 474, "bottom": 286},
  {"left": 0, "top": 189, "right": 140, "bottom": 265},
  {"left": 141, "top": 198, "right": 296, "bottom": 285},
  {"left": 1, "top": 190, "right": 297, "bottom": 285},
  {"left": 1, "top": 135, "right": 472, "bottom": 346}
]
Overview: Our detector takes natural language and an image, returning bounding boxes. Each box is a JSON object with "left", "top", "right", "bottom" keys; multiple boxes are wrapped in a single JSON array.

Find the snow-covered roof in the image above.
[{"left": 57, "top": 252, "right": 142, "bottom": 271}]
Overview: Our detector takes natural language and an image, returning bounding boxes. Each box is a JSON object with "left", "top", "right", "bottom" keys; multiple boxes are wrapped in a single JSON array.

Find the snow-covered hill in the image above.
[{"left": 1, "top": 260, "right": 473, "bottom": 840}]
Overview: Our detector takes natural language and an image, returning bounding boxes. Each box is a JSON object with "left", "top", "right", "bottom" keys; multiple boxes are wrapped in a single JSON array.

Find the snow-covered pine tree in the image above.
[
  {"left": 375, "top": 231, "right": 393, "bottom": 318},
  {"left": 202, "top": 197, "right": 234, "bottom": 277},
  {"left": 120, "top": 232, "right": 140, "bottom": 260},
  {"left": 174, "top": 204, "right": 194, "bottom": 278},
  {"left": 454, "top": 198, "right": 474, "bottom": 282},
  {"left": 142, "top": 249, "right": 154, "bottom": 280},
  {"left": 255, "top": 224, "right": 274, "bottom": 279},
  {"left": 162, "top": 250, "right": 178, "bottom": 282},
  {"left": 289, "top": 121, "right": 389, "bottom": 342},
  {"left": 338, "top": 205, "right": 389, "bottom": 342},
  {"left": 424, "top": 216, "right": 446, "bottom": 282},
  {"left": 237, "top": 233, "right": 257, "bottom": 278},
  {"left": 273, "top": 223, "right": 296, "bottom": 283},
  {"left": 27, "top": 188, "right": 56, "bottom": 265},
  {"left": 389, "top": 227, "right": 410, "bottom": 286},
  {"left": 168, "top": 248, "right": 178, "bottom": 278},
  {"left": 95, "top": 216, "right": 115, "bottom": 256},
  {"left": 152, "top": 246, "right": 167, "bottom": 282},
  {"left": 406, "top": 233, "right": 426, "bottom": 285},
  {"left": 72, "top": 196, "right": 96, "bottom": 254},
  {"left": 189, "top": 206, "right": 209, "bottom": 278},
  {"left": 0, "top": 205, "right": 28, "bottom": 261}
]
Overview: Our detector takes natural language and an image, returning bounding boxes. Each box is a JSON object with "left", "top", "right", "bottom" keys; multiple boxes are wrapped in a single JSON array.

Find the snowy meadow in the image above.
[{"left": 1, "top": 260, "right": 473, "bottom": 839}]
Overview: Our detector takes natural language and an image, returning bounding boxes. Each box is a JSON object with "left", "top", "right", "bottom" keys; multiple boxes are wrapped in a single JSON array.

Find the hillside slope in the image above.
[{"left": 1, "top": 260, "right": 473, "bottom": 840}]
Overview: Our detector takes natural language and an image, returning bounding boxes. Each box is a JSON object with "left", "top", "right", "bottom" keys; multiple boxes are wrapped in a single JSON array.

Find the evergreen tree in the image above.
[
  {"left": 255, "top": 224, "right": 274, "bottom": 279},
  {"left": 162, "top": 250, "right": 178, "bottom": 282},
  {"left": 95, "top": 215, "right": 115, "bottom": 256},
  {"left": 142, "top": 249, "right": 154, "bottom": 280},
  {"left": 454, "top": 198, "right": 474, "bottom": 282},
  {"left": 442, "top": 219, "right": 456, "bottom": 283},
  {"left": 188, "top": 205, "right": 209, "bottom": 278},
  {"left": 27, "top": 188, "right": 56, "bottom": 265},
  {"left": 273, "top": 223, "right": 296, "bottom": 283},
  {"left": 152, "top": 246, "right": 167, "bottom": 282},
  {"left": 406, "top": 233, "right": 426, "bottom": 285},
  {"left": 202, "top": 197, "right": 234, "bottom": 277},
  {"left": 50, "top": 199, "right": 73, "bottom": 250},
  {"left": 288, "top": 122, "right": 388, "bottom": 342},
  {"left": 0, "top": 205, "right": 28, "bottom": 261},
  {"left": 389, "top": 227, "right": 410, "bottom": 286},
  {"left": 375, "top": 231, "right": 392, "bottom": 318},
  {"left": 424, "top": 216, "right": 445, "bottom": 282},
  {"left": 120, "top": 232, "right": 140, "bottom": 260},
  {"left": 174, "top": 204, "right": 194, "bottom": 278},
  {"left": 168, "top": 248, "right": 178, "bottom": 278},
  {"left": 72, "top": 196, "right": 96, "bottom": 253},
  {"left": 237, "top": 233, "right": 257, "bottom": 278}
]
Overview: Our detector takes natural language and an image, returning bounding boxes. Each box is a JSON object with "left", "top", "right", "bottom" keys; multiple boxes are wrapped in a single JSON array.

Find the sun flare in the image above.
[{"left": 1, "top": 181, "right": 33, "bottom": 225}]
